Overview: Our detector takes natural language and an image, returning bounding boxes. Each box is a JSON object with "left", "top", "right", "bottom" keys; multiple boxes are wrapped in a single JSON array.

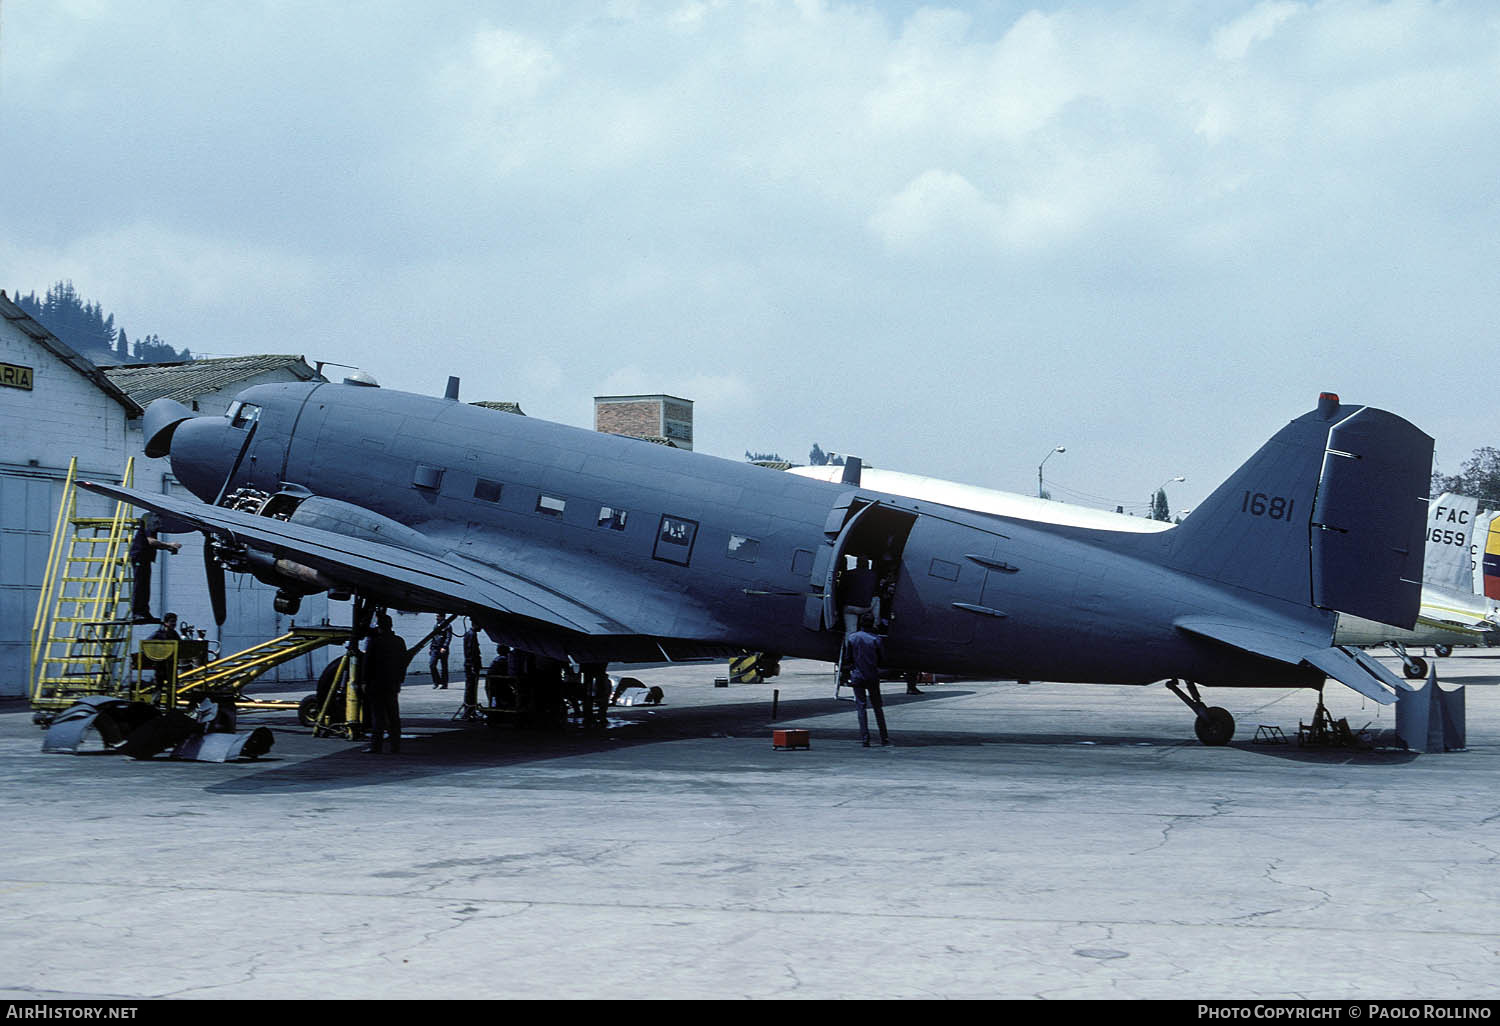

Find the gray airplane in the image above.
[{"left": 81, "top": 383, "right": 1432, "bottom": 745}]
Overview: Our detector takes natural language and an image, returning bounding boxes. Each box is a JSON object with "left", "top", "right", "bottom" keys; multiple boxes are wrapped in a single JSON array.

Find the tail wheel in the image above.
[{"left": 1194, "top": 706, "right": 1235, "bottom": 746}]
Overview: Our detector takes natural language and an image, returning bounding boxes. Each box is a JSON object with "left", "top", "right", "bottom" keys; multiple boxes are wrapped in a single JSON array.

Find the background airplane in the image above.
[
  {"left": 1336, "top": 490, "right": 1499, "bottom": 676},
  {"left": 82, "top": 382, "right": 1433, "bottom": 745}
]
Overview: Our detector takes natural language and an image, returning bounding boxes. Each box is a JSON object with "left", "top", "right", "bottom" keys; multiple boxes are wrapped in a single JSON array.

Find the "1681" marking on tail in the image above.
[{"left": 1241, "top": 491, "right": 1294, "bottom": 520}]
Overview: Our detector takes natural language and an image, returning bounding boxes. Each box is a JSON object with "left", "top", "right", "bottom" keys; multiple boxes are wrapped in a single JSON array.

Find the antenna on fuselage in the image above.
[{"left": 445, "top": 376, "right": 460, "bottom": 401}]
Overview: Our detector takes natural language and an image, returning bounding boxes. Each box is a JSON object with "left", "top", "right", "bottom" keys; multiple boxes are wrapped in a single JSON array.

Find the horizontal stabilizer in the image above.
[
  {"left": 1175, "top": 616, "right": 1329, "bottom": 664},
  {"left": 1176, "top": 616, "right": 1412, "bottom": 704},
  {"left": 1414, "top": 615, "right": 1489, "bottom": 637},
  {"left": 1301, "top": 646, "right": 1414, "bottom": 705}
]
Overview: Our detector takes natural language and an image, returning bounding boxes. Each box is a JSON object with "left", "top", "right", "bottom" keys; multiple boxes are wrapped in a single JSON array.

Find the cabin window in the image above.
[
  {"left": 474, "top": 479, "right": 503, "bottom": 502},
  {"left": 536, "top": 494, "right": 567, "bottom": 517},
  {"left": 727, "top": 535, "right": 760, "bottom": 563},
  {"left": 654, "top": 514, "right": 698, "bottom": 566},
  {"left": 598, "top": 506, "right": 628, "bottom": 530}
]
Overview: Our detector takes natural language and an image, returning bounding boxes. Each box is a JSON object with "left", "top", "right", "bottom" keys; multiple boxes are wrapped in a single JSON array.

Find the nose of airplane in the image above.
[{"left": 141, "top": 397, "right": 241, "bottom": 502}]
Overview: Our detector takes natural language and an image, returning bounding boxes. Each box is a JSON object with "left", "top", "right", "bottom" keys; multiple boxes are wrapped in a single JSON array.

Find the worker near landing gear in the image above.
[
  {"left": 429, "top": 615, "right": 452, "bottom": 689},
  {"left": 532, "top": 654, "right": 566, "bottom": 728},
  {"left": 363, "top": 612, "right": 407, "bottom": 754},
  {"left": 846, "top": 612, "right": 890, "bottom": 748},
  {"left": 462, "top": 621, "right": 483, "bottom": 711},
  {"left": 580, "top": 661, "right": 610, "bottom": 728}
]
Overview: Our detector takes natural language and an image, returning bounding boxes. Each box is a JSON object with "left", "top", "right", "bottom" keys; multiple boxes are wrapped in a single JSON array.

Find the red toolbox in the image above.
[{"left": 772, "top": 729, "right": 810, "bottom": 750}]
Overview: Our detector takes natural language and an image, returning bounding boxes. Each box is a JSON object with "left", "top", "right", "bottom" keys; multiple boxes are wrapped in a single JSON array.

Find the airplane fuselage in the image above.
[{"left": 165, "top": 380, "right": 1335, "bottom": 687}]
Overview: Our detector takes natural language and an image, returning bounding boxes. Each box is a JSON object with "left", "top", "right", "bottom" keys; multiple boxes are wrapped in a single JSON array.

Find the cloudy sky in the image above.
[{"left": 3, "top": 0, "right": 1496, "bottom": 514}]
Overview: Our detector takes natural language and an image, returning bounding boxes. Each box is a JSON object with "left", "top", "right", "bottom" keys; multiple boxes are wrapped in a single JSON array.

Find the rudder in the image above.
[{"left": 1309, "top": 404, "right": 1432, "bottom": 628}]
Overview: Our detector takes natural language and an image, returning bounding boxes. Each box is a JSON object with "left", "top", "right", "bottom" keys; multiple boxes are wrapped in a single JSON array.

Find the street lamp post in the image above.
[{"left": 1037, "top": 446, "right": 1066, "bottom": 499}]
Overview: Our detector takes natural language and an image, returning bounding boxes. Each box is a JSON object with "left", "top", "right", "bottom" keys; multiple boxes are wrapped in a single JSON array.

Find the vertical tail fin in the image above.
[
  {"left": 1483, "top": 515, "right": 1500, "bottom": 600},
  {"left": 1162, "top": 394, "right": 1432, "bottom": 628}
]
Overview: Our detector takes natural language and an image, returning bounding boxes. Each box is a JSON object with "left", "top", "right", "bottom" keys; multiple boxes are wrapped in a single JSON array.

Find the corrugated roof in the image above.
[
  {"left": 0, "top": 290, "right": 143, "bottom": 416},
  {"left": 103, "top": 355, "right": 322, "bottom": 405}
]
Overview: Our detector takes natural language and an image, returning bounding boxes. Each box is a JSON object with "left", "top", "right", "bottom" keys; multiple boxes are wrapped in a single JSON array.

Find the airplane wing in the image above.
[
  {"left": 1175, "top": 615, "right": 1415, "bottom": 704},
  {"left": 79, "top": 481, "right": 636, "bottom": 636}
]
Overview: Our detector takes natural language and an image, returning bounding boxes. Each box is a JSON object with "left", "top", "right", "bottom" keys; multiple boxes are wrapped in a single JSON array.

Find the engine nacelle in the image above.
[
  {"left": 213, "top": 490, "right": 440, "bottom": 605},
  {"left": 287, "top": 496, "right": 442, "bottom": 556}
]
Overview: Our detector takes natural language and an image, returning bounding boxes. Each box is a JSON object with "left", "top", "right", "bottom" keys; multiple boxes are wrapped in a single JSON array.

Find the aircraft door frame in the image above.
[
  {"left": 803, "top": 493, "right": 866, "bottom": 630},
  {"left": 803, "top": 497, "right": 918, "bottom": 633},
  {"left": 821, "top": 500, "right": 881, "bottom": 631}
]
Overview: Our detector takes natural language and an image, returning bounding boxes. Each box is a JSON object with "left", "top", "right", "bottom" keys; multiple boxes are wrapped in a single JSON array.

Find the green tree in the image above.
[
  {"left": 1433, "top": 448, "right": 1500, "bottom": 507},
  {"left": 16, "top": 281, "right": 191, "bottom": 364},
  {"left": 134, "top": 333, "right": 183, "bottom": 362},
  {"left": 1150, "top": 488, "right": 1172, "bottom": 522}
]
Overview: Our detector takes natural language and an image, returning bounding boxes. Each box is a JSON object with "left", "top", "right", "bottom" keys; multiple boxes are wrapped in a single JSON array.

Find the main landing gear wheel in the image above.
[
  {"left": 1433, "top": 644, "right": 1453, "bottom": 658},
  {"left": 297, "top": 694, "right": 321, "bottom": 728},
  {"left": 1194, "top": 707, "right": 1235, "bottom": 747},
  {"left": 1403, "top": 656, "right": 1429, "bottom": 680},
  {"left": 1166, "top": 679, "right": 1237, "bottom": 746},
  {"left": 300, "top": 656, "right": 350, "bottom": 728}
]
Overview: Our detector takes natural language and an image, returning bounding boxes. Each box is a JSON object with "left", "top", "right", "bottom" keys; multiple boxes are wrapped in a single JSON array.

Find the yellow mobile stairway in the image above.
[
  {"left": 31, "top": 458, "right": 354, "bottom": 726},
  {"left": 166, "top": 626, "right": 350, "bottom": 715},
  {"left": 29, "top": 458, "right": 140, "bottom": 722}
]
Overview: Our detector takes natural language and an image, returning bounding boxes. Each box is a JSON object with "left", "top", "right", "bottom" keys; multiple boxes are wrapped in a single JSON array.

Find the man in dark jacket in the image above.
[
  {"left": 129, "top": 513, "right": 181, "bottom": 622},
  {"left": 845, "top": 612, "right": 890, "bottom": 747},
  {"left": 429, "top": 615, "right": 452, "bottom": 689},
  {"left": 462, "top": 622, "right": 483, "bottom": 710},
  {"left": 363, "top": 612, "right": 408, "bottom": 754}
]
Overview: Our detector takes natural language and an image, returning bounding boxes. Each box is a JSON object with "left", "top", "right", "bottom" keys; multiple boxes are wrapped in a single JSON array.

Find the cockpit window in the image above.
[{"left": 229, "top": 402, "right": 262, "bottom": 428}]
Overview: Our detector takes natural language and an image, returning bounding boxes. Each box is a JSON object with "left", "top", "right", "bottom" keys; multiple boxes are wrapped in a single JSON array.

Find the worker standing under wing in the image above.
[{"left": 363, "top": 613, "right": 406, "bottom": 755}]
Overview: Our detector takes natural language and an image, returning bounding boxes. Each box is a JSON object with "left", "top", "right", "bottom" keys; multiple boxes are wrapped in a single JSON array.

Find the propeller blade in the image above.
[{"left": 204, "top": 540, "right": 227, "bottom": 626}]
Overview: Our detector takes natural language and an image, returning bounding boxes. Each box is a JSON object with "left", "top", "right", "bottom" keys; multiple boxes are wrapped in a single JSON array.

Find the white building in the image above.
[
  {"left": 0, "top": 289, "right": 334, "bottom": 697},
  {"left": 1, "top": 292, "right": 140, "bottom": 697}
]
